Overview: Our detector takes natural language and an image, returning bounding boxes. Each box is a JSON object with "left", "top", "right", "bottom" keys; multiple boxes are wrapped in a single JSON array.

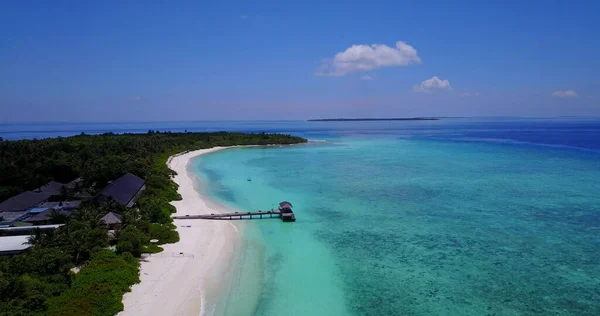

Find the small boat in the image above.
[{"left": 247, "top": 178, "right": 252, "bottom": 182}]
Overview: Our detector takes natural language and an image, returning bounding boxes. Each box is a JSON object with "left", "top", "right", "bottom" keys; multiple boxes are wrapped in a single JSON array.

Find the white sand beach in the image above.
[{"left": 119, "top": 147, "right": 241, "bottom": 316}]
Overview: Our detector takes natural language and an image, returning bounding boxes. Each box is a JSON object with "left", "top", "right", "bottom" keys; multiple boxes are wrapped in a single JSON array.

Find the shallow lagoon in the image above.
[{"left": 193, "top": 122, "right": 600, "bottom": 315}]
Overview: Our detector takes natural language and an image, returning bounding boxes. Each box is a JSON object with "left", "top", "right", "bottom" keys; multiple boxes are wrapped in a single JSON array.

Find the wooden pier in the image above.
[{"left": 172, "top": 201, "right": 296, "bottom": 222}]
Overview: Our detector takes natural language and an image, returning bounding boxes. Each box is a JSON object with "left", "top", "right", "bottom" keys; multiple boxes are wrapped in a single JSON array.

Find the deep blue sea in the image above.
[
  {"left": 4, "top": 118, "right": 600, "bottom": 315},
  {"left": 3, "top": 118, "right": 600, "bottom": 152}
]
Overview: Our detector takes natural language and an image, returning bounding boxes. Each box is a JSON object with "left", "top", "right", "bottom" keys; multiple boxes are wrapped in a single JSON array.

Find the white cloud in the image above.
[
  {"left": 360, "top": 75, "right": 374, "bottom": 81},
  {"left": 316, "top": 41, "right": 421, "bottom": 77},
  {"left": 412, "top": 76, "right": 451, "bottom": 93},
  {"left": 552, "top": 90, "right": 577, "bottom": 98},
  {"left": 460, "top": 92, "right": 481, "bottom": 97}
]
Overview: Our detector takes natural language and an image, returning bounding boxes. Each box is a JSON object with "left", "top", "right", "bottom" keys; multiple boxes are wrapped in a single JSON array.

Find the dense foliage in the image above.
[
  {"left": 45, "top": 251, "right": 140, "bottom": 316},
  {"left": 0, "top": 247, "right": 73, "bottom": 315},
  {"left": 0, "top": 131, "right": 306, "bottom": 202},
  {"left": 0, "top": 131, "right": 306, "bottom": 315}
]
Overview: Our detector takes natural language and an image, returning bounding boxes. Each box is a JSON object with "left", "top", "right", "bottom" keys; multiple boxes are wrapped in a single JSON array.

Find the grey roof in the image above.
[
  {"left": 0, "top": 210, "right": 29, "bottom": 222},
  {"left": 0, "top": 224, "right": 64, "bottom": 232},
  {"left": 66, "top": 177, "right": 83, "bottom": 188},
  {"left": 98, "top": 173, "right": 145, "bottom": 206},
  {"left": 37, "top": 181, "right": 66, "bottom": 195},
  {"left": 0, "top": 191, "right": 51, "bottom": 212},
  {"left": 36, "top": 200, "right": 83, "bottom": 210},
  {"left": 100, "top": 212, "right": 122, "bottom": 225},
  {"left": 24, "top": 208, "right": 72, "bottom": 223},
  {"left": 22, "top": 209, "right": 53, "bottom": 223}
]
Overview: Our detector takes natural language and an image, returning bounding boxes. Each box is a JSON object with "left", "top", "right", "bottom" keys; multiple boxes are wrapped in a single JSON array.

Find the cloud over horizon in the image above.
[
  {"left": 360, "top": 75, "right": 374, "bottom": 80},
  {"left": 317, "top": 41, "right": 421, "bottom": 77},
  {"left": 552, "top": 90, "right": 578, "bottom": 98},
  {"left": 413, "top": 76, "right": 451, "bottom": 93}
]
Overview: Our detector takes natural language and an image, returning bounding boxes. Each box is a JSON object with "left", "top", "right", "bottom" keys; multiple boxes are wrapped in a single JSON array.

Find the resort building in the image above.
[
  {"left": 0, "top": 191, "right": 53, "bottom": 212},
  {"left": 0, "top": 179, "right": 81, "bottom": 213},
  {"left": 0, "top": 180, "right": 84, "bottom": 227},
  {"left": 36, "top": 200, "right": 82, "bottom": 211},
  {"left": 23, "top": 208, "right": 73, "bottom": 226},
  {"left": 97, "top": 173, "right": 146, "bottom": 207},
  {"left": 0, "top": 210, "right": 32, "bottom": 226},
  {"left": 36, "top": 181, "right": 66, "bottom": 195},
  {"left": 0, "top": 190, "right": 57, "bottom": 226},
  {"left": 0, "top": 173, "right": 143, "bottom": 228}
]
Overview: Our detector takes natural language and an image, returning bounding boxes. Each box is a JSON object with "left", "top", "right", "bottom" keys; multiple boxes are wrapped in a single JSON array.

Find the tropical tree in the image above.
[
  {"left": 49, "top": 209, "right": 70, "bottom": 224},
  {"left": 116, "top": 226, "right": 147, "bottom": 257},
  {"left": 26, "top": 228, "right": 43, "bottom": 246}
]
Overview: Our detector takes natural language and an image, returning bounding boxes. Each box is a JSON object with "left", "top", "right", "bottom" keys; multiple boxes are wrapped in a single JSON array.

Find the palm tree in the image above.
[
  {"left": 26, "top": 228, "right": 43, "bottom": 246},
  {"left": 50, "top": 209, "right": 70, "bottom": 224}
]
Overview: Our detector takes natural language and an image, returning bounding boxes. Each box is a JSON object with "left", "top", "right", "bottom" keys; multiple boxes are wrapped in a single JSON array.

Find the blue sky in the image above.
[{"left": 1, "top": 1, "right": 599, "bottom": 121}]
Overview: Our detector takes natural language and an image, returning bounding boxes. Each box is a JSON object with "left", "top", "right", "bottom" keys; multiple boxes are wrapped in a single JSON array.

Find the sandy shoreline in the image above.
[{"left": 119, "top": 147, "right": 242, "bottom": 316}]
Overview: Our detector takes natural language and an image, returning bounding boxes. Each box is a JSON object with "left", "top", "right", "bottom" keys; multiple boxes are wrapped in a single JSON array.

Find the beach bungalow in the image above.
[
  {"left": 100, "top": 212, "right": 122, "bottom": 230},
  {"left": 96, "top": 173, "right": 146, "bottom": 207}
]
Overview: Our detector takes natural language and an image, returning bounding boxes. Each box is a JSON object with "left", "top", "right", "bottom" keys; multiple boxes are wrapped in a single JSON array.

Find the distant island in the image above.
[{"left": 308, "top": 117, "right": 439, "bottom": 122}]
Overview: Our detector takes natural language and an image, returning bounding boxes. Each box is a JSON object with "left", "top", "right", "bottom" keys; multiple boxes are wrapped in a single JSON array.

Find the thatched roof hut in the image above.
[
  {"left": 100, "top": 212, "right": 122, "bottom": 226},
  {"left": 278, "top": 201, "right": 293, "bottom": 214},
  {"left": 279, "top": 201, "right": 293, "bottom": 209}
]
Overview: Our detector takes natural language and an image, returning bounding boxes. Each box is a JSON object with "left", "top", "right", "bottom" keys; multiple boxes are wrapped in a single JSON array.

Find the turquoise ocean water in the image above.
[{"left": 191, "top": 120, "right": 600, "bottom": 316}]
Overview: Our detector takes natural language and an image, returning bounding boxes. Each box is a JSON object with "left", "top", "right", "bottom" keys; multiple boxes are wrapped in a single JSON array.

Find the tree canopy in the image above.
[{"left": 0, "top": 131, "right": 306, "bottom": 202}]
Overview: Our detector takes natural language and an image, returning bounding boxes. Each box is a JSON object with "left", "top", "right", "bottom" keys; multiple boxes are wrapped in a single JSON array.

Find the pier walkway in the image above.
[
  {"left": 173, "top": 210, "right": 282, "bottom": 220},
  {"left": 172, "top": 201, "right": 296, "bottom": 222}
]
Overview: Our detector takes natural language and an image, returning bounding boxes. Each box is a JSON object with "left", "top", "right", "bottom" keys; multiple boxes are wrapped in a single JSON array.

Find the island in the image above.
[
  {"left": 0, "top": 131, "right": 306, "bottom": 316},
  {"left": 307, "top": 117, "right": 439, "bottom": 121}
]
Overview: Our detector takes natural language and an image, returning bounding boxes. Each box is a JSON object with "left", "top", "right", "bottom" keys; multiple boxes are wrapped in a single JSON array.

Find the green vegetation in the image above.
[
  {"left": 0, "top": 248, "right": 73, "bottom": 315},
  {"left": 143, "top": 244, "right": 164, "bottom": 254},
  {"left": 0, "top": 131, "right": 306, "bottom": 315},
  {"left": 116, "top": 226, "right": 147, "bottom": 258},
  {"left": 0, "top": 131, "right": 306, "bottom": 202},
  {"left": 45, "top": 251, "right": 140, "bottom": 316},
  {"left": 148, "top": 223, "right": 180, "bottom": 244}
]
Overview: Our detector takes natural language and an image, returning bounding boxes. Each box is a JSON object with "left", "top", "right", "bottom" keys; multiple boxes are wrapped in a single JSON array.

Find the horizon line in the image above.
[{"left": 1, "top": 115, "right": 600, "bottom": 125}]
